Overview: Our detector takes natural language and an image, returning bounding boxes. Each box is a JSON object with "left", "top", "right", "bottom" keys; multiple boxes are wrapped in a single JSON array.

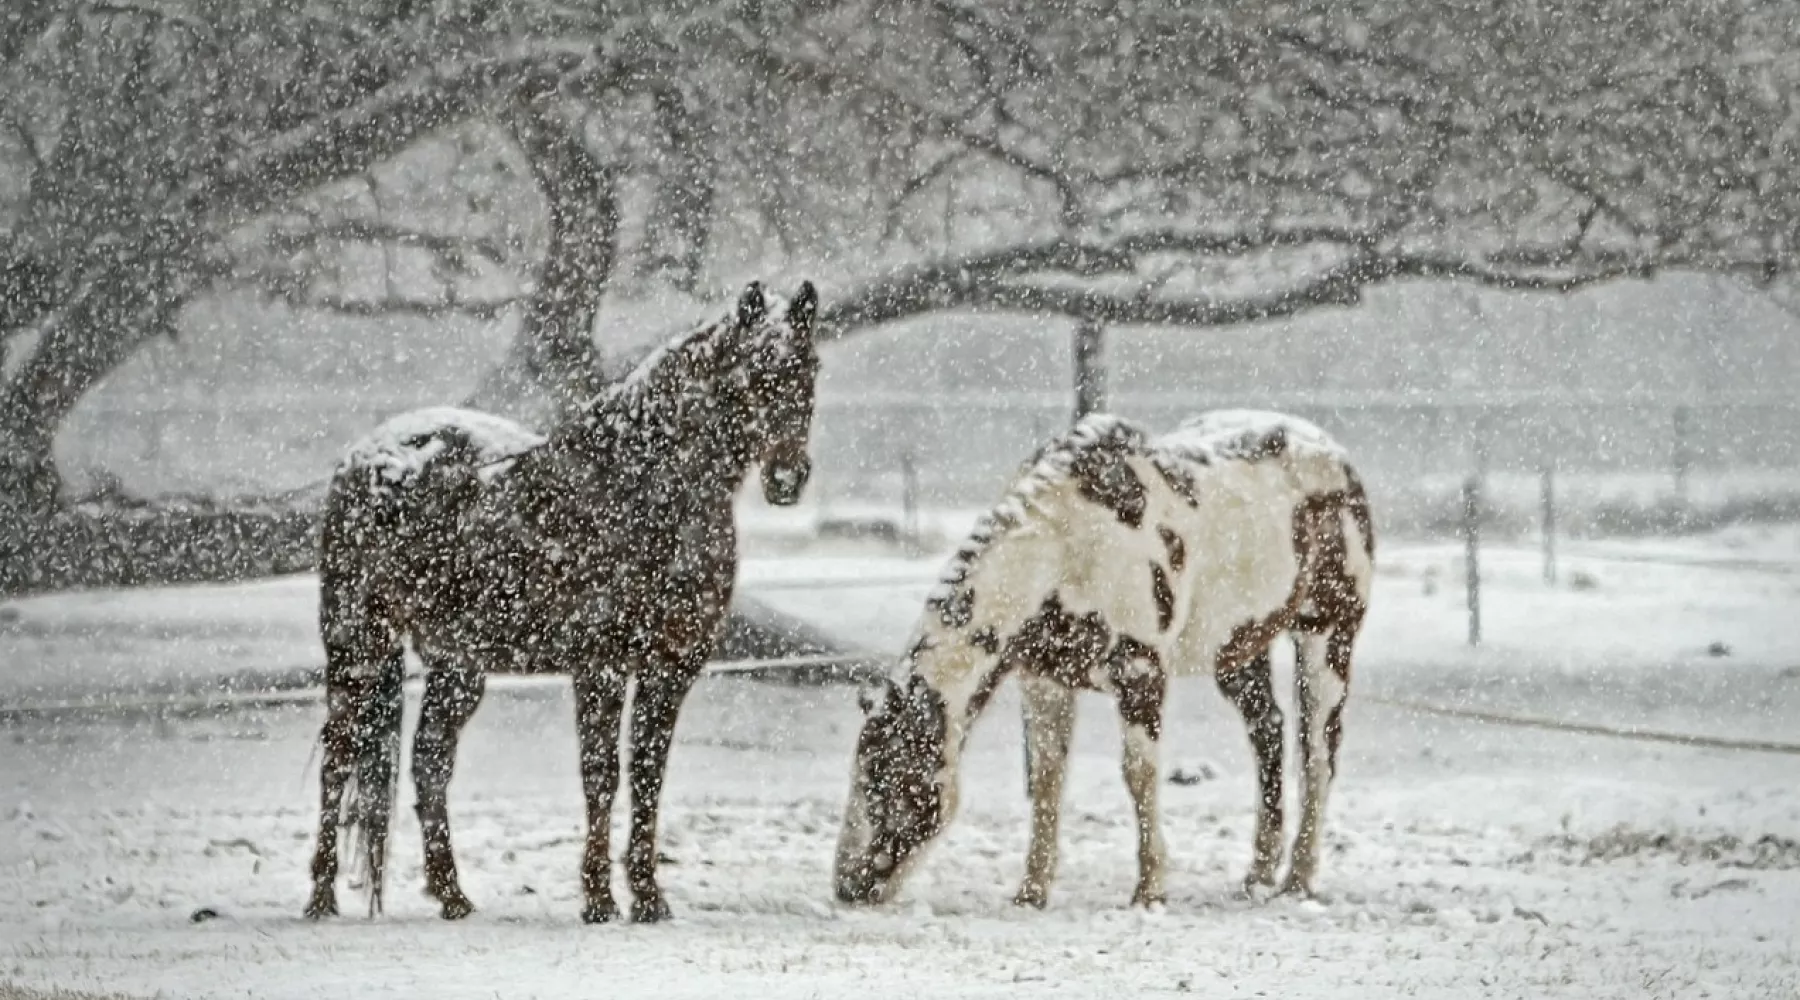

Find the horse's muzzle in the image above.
[
  {"left": 834, "top": 871, "right": 883, "bottom": 906},
  {"left": 761, "top": 456, "right": 811, "bottom": 507}
]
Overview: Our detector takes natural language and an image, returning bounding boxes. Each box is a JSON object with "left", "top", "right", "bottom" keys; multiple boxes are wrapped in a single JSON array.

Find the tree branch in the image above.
[
  {"left": 257, "top": 220, "right": 506, "bottom": 275},
  {"left": 203, "top": 49, "right": 592, "bottom": 228},
  {"left": 298, "top": 294, "right": 518, "bottom": 320},
  {"left": 818, "top": 232, "right": 1789, "bottom": 339},
  {"left": 739, "top": 43, "right": 1081, "bottom": 211}
]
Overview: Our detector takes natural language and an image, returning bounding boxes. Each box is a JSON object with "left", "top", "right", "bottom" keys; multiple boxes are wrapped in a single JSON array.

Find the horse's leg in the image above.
[
  {"left": 624, "top": 664, "right": 700, "bottom": 924},
  {"left": 1014, "top": 672, "right": 1076, "bottom": 909},
  {"left": 413, "top": 659, "right": 485, "bottom": 920},
  {"left": 1283, "top": 627, "right": 1351, "bottom": 896},
  {"left": 304, "top": 671, "right": 359, "bottom": 918},
  {"left": 573, "top": 666, "right": 627, "bottom": 924},
  {"left": 1110, "top": 642, "right": 1168, "bottom": 908},
  {"left": 1216, "top": 649, "right": 1285, "bottom": 893}
]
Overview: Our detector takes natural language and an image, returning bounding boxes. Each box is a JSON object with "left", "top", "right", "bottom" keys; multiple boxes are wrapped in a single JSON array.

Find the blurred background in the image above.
[{"left": 4, "top": 0, "right": 1800, "bottom": 589}]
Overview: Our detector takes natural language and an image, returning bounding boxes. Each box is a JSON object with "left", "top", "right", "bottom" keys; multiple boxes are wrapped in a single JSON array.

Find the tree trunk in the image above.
[
  {"left": 0, "top": 223, "right": 199, "bottom": 508},
  {"left": 1072, "top": 318, "right": 1106, "bottom": 421},
  {"left": 470, "top": 97, "right": 619, "bottom": 416},
  {"left": 645, "top": 83, "right": 715, "bottom": 294}
]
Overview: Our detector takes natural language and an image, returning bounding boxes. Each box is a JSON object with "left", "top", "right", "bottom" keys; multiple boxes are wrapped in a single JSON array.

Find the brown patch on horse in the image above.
[
  {"left": 969, "top": 626, "right": 1000, "bottom": 654},
  {"left": 1215, "top": 652, "right": 1283, "bottom": 870},
  {"left": 1068, "top": 442, "right": 1147, "bottom": 528},
  {"left": 1217, "top": 425, "right": 1288, "bottom": 462},
  {"left": 1150, "top": 454, "right": 1202, "bottom": 507},
  {"left": 1002, "top": 593, "right": 1113, "bottom": 691},
  {"left": 1156, "top": 525, "right": 1186, "bottom": 573},
  {"left": 1149, "top": 562, "right": 1175, "bottom": 632},
  {"left": 1215, "top": 487, "right": 1364, "bottom": 675},
  {"left": 1324, "top": 631, "right": 1355, "bottom": 774},
  {"left": 1106, "top": 636, "right": 1165, "bottom": 739},
  {"left": 964, "top": 659, "right": 1010, "bottom": 719}
]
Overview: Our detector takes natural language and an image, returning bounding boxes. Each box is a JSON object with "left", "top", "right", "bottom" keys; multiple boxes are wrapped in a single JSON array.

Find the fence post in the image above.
[
  {"left": 1672, "top": 405, "right": 1691, "bottom": 503},
  {"left": 1463, "top": 474, "right": 1482, "bottom": 646},
  {"left": 1540, "top": 461, "right": 1556, "bottom": 586},
  {"left": 899, "top": 449, "right": 921, "bottom": 557},
  {"left": 1072, "top": 318, "right": 1106, "bottom": 421}
]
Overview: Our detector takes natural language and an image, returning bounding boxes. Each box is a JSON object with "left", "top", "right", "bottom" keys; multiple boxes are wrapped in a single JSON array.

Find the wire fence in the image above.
[{"left": 4, "top": 557, "right": 1795, "bottom": 756}]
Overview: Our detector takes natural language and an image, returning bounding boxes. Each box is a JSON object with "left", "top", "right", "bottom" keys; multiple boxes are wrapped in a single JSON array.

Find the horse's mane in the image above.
[
  {"left": 922, "top": 413, "right": 1151, "bottom": 626},
  {"left": 568, "top": 315, "right": 737, "bottom": 443}
]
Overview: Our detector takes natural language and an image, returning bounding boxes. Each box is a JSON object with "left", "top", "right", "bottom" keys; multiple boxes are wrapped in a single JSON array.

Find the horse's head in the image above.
[
  {"left": 834, "top": 675, "right": 956, "bottom": 906},
  {"left": 720, "top": 280, "right": 820, "bottom": 506}
]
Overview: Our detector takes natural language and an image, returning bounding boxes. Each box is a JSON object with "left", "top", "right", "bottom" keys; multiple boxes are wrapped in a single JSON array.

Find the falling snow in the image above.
[{"left": 3, "top": 3, "right": 1800, "bottom": 998}]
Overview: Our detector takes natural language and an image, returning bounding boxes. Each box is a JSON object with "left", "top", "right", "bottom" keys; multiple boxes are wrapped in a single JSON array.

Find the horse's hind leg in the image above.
[
  {"left": 573, "top": 666, "right": 627, "bottom": 925},
  {"left": 1284, "top": 627, "right": 1352, "bottom": 896},
  {"left": 413, "top": 658, "right": 486, "bottom": 920},
  {"left": 1014, "top": 672, "right": 1076, "bottom": 909},
  {"left": 624, "top": 664, "right": 701, "bottom": 924},
  {"left": 304, "top": 672, "right": 358, "bottom": 918},
  {"left": 1216, "top": 649, "right": 1285, "bottom": 892}
]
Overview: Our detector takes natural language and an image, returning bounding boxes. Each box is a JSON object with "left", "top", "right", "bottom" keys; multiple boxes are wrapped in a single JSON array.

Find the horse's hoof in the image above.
[
  {"left": 439, "top": 896, "right": 476, "bottom": 921},
  {"left": 581, "top": 900, "right": 621, "bottom": 925},
  {"left": 302, "top": 891, "right": 338, "bottom": 920},
  {"left": 1275, "top": 875, "right": 1313, "bottom": 899},
  {"left": 1130, "top": 888, "right": 1167, "bottom": 909},
  {"left": 631, "top": 895, "right": 673, "bottom": 924},
  {"left": 1236, "top": 870, "right": 1278, "bottom": 900},
  {"left": 1012, "top": 887, "right": 1049, "bottom": 910}
]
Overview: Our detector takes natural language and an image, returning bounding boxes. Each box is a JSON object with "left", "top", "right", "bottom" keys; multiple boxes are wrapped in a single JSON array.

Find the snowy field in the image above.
[{"left": 2, "top": 527, "right": 1798, "bottom": 998}]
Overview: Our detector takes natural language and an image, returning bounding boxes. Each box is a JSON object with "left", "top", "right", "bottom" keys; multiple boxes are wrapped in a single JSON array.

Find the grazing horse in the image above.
[
  {"left": 834, "top": 410, "right": 1373, "bottom": 908},
  {"left": 304, "top": 281, "right": 820, "bottom": 925}
]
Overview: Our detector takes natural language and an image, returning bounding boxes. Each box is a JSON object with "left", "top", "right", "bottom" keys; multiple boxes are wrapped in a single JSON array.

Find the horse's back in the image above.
[
  {"left": 1162, "top": 409, "right": 1347, "bottom": 484},
  {"left": 339, "top": 407, "right": 545, "bottom": 489},
  {"left": 321, "top": 408, "right": 547, "bottom": 650}
]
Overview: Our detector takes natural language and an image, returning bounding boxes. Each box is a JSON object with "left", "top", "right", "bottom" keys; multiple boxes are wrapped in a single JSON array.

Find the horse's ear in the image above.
[
  {"left": 736, "top": 281, "right": 767, "bottom": 329},
  {"left": 788, "top": 280, "right": 818, "bottom": 339}
]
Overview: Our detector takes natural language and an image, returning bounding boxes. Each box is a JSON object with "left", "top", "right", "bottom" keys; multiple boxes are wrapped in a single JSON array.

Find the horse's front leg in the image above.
[
  {"left": 624, "top": 660, "right": 701, "bottom": 924},
  {"left": 572, "top": 666, "right": 628, "bottom": 924},
  {"left": 1110, "top": 639, "right": 1169, "bottom": 908},
  {"left": 413, "top": 658, "right": 486, "bottom": 920},
  {"left": 1015, "top": 672, "right": 1076, "bottom": 909}
]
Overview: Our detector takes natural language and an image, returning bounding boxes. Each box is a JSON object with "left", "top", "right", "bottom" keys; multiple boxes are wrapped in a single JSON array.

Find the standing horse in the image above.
[
  {"left": 304, "top": 280, "right": 820, "bottom": 925},
  {"left": 834, "top": 410, "right": 1373, "bottom": 908}
]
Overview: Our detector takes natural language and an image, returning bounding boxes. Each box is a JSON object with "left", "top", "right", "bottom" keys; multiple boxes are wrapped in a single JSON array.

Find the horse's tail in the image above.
[{"left": 319, "top": 470, "right": 409, "bottom": 917}]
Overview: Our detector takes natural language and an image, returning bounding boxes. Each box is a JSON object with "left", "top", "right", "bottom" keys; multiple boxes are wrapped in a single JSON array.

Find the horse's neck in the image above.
[
  {"left": 531, "top": 396, "right": 755, "bottom": 512},
  {"left": 913, "top": 526, "right": 1063, "bottom": 753}
]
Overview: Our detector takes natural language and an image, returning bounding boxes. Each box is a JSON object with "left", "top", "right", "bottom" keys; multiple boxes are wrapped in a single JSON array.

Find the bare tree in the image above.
[
  {"left": 698, "top": 0, "right": 1800, "bottom": 336},
  {"left": 4, "top": 0, "right": 1797, "bottom": 524}
]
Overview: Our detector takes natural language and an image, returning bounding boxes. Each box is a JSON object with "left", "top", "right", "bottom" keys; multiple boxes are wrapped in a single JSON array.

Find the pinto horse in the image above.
[
  {"left": 834, "top": 410, "right": 1373, "bottom": 909},
  {"left": 304, "top": 281, "right": 820, "bottom": 925}
]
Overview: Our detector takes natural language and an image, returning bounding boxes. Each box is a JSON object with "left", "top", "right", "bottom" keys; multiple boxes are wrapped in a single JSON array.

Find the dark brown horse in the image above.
[{"left": 303, "top": 281, "right": 820, "bottom": 925}]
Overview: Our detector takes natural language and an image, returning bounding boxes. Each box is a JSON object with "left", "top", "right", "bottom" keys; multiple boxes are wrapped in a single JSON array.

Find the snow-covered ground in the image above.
[{"left": 2, "top": 526, "right": 1798, "bottom": 998}]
